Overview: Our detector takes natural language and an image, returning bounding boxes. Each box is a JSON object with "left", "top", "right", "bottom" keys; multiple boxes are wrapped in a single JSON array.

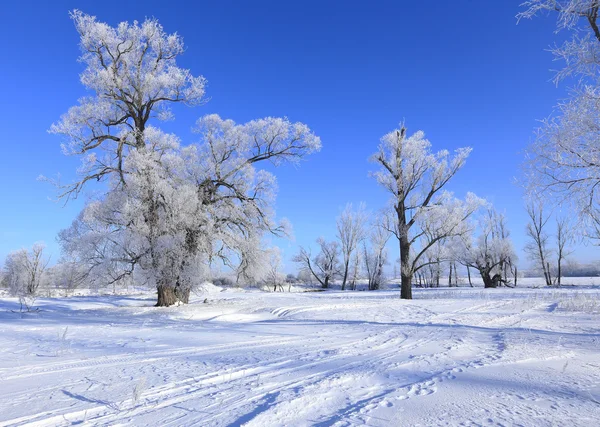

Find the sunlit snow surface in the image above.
[{"left": 1, "top": 283, "right": 599, "bottom": 426}]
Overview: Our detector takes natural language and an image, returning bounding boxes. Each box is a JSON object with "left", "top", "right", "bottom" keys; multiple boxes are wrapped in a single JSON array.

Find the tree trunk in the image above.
[
  {"left": 482, "top": 275, "right": 494, "bottom": 288},
  {"left": 156, "top": 285, "right": 178, "bottom": 307},
  {"left": 448, "top": 263, "right": 453, "bottom": 287},
  {"left": 399, "top": 233, "right": 412, "bottom": 299},
  {"left": 492, "top": 274, "right": 502, "bottom": 288},
  {"left": 180, "top": 288, "right": 190, "bottom": 303},
  {"left": 453, "top": 262, "right": 458, "bottom": 286},
  {"left": 341, "top": 259, "right": 349, "bottom": 290},
  {"left": 481, "top": 270, "right": 497, "bottom": 288},
  {"left": 401, "top": 272, "right": 412, "bottom": 299},
  {"left": 467, "top": 265, "right": 472, "bottom": 287}
]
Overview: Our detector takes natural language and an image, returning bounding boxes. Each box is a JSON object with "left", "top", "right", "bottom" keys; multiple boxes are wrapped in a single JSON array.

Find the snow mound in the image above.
[{"left": 196, "top": 282, "right": 223, "bottom": 294}]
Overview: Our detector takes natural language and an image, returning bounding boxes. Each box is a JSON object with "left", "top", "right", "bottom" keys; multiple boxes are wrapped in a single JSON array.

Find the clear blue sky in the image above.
[{"left": 1, "top": 0, "right": 597, "bottom": 272}]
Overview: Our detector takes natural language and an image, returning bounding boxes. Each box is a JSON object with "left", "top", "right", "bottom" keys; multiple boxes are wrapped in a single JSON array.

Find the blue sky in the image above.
[{"left": 1, "top": 0, "right": 596, "bottom": 272}]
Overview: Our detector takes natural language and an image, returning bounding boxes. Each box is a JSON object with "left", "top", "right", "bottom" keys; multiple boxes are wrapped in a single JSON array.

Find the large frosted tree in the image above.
[
  {"left": 52, "top": 11, "right": 321, "bottom": 306},
  {"left": 371, "top": 124, "right": 475, "bottom": 299}
]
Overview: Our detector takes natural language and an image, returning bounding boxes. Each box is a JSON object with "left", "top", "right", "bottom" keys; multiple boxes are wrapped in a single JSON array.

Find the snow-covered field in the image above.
[{"left": 1, "top": 285, "right": 600, "bottom": 426}]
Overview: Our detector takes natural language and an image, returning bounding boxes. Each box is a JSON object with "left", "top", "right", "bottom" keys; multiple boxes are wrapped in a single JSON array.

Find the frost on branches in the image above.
[
  {"left": 524, "top": 87, "right": 600, "bottom": 237},
  {"left": 371, "top": 124, "right": 480, "bottom": 299},
  {"left": 49, "top": 10, "right": 206, "bottom": 199},
  {"left": 293, "top": 238, "right": 341, "bottom": 289},
  {"left": 519, "top": 1, "right": 600, "bottom": 238},
  {"left": 2, "top": 243, "right": 49, "bottom": 311},
  {"left": 60, "top": 116, "right": 319, "bottom": 306},
  {"left": 459, "top": 208, "right": 518, "bottom": 289},
  {"left": 51, "top": 11, "right": 321, "bottom": 306},
  {"left": 519, "top": 1, "right": 600, "bottom": 81},
  {"left": 336, "top": 203, "right": 368, "bottom": 290},
  {"left": 362, "top": 221, "right": 391, "bottom": 291}
]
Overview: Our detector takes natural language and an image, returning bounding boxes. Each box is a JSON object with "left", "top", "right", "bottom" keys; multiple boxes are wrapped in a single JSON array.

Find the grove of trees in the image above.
[{"left": 4, "top": 3, "right": 600, "bottom": 306}]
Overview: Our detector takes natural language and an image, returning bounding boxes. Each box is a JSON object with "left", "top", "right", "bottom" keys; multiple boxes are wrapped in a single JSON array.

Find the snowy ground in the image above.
[{"left": 1, "top": 285, "right": 599, "bottom": 426}]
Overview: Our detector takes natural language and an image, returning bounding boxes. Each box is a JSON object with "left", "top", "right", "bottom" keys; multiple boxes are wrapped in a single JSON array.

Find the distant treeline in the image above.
[{"left": 523, "top": 262, "right": 600, "bottom": 278}]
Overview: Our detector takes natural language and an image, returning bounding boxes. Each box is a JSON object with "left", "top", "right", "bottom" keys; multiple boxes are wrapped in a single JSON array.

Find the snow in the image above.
[{"left": 1, "top": 286, "right": 600, "bottom": 426}]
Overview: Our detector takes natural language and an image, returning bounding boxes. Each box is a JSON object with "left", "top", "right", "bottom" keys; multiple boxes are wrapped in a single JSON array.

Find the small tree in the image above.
[
  {"left": 349, "top": 251, "right": 362, "bottom": 290},
  {"left": 336, "top": 203, "right": 367, "bottom": 290},
  {"left": 524, "top": 200, "right": 553, "bottom": 286},
  {"left": 47, "top": 261, "right": 88, "bottom": 296},
  {"left": 460, "top": 208, "right": 517, "bottom": 288},
  {"left": 362, "top": 222, "right": 391, "bottom": 291},
  {"left": 263, "top": 249, "right": 286, "bottom": 292},
  {"left": 293, "top": 238, "right": 340, "bottom": 289},
  {"left": 421, "top": 241, "right": 444, "bottom": 287},
  {"left": 3, "top": 243, "right": 49, "bottom": 311},
  {"left": 555, "top": 216, "right": 575, "bottom": 286},
  {"left": 296, "top": 268, "right": 314, "bottom": 285}
]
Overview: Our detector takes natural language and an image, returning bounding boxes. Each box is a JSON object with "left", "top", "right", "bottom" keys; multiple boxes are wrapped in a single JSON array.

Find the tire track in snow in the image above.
[
  {"left": 4, "top": 294, "right": 578, "bottom": 427},
  {"left": 6, "top": 325, "right": 449, "bottom": 426},
  {"left": 0, "top": 335, "right": 307, "bottom": 382}
]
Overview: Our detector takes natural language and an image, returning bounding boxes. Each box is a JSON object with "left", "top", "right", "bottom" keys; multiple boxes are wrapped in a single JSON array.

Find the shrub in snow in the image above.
[{"left": 2, "top": 243, "right": 49, "bottom": 311}]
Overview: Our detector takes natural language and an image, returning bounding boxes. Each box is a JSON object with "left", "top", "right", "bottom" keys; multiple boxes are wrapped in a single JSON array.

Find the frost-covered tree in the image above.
[
  {"left": 519, "top": 1, "right": 600, "bottom": 238},
  {"left": 523, "top": 87, "right": 600, "bottom": 237},
  {"left": 460, "top": 208, "right": 517, "bottom": 288},
  {"left": 362, "top": 222, "right": 390, "bottom": 291},
  {"left": 371, "top": 124, "right": 474, "bottom": 298},
  {"left": 2, "top": 243, "right": 49, "bottom": 310},
  {"left": 349, "top": 251, "right": 362, "bottom": 290},
  {"left": 419, "top": 240, "right": 445, "bottom": 287},
  {"left": 52, "top": 12, "right": 321, "bottom": 306},
  {"left": 411, "top": 192, "right": 483, "bottom": 274},
  {"left": 555, "top": 215, "right": 575, "bottom": 285},
  {"left": 293, "top": 238, "right": 340, "bottom": 289},
  {"left": 49, "top": 10, "right": 205, "bottom": 304},
  {"left": 296, "top": 268, "right": 315, "bottom": 285},
  {"left": 336, "top": 203, "right": 367, "bottom": 290},
  {"left": 494, "top": 208, "right": 516, "bottom": 283},
  {"left": 46, "top": 261, "right": 88, "bottom": 296},
  {"left": 524, "top": 199, "right": 553, "bottom": 286},
  {"left": 263, "top": 248, "right": 286, "bottom": 292}
]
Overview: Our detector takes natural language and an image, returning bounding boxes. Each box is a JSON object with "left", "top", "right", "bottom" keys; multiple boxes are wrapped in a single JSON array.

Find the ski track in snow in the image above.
[{"left": 1, "top": 288, "right": 599, "bottom": 426}]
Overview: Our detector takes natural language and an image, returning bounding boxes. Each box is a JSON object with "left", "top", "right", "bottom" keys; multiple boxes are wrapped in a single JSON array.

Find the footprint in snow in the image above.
[{"left": 407, "top": 380, "right": 437, "bottom": 397}]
